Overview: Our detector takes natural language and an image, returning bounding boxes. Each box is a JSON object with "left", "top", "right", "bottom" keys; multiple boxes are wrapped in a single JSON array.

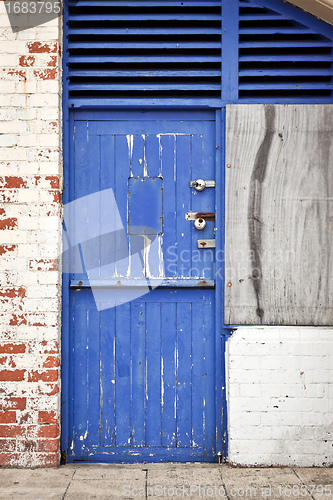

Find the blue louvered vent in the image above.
[
  {"left": 67, "top": 0, "right": 222, "bottom": 103},
  {"left": 239, "top": 0, "right": 333, "bottom": 101}
]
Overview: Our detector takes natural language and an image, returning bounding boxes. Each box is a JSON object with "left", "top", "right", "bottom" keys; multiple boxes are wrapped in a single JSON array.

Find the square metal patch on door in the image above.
[{"left": 128, "top": 176, "right": 163, "bottom": 235}]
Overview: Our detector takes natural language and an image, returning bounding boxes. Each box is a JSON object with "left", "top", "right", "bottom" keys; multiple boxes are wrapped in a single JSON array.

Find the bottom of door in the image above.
[
  {"left": 72, "top": 288, "right": 218, "bottom": 463},
  {"left": 74, "top": 447, "right": 215, "bottom": 463}
]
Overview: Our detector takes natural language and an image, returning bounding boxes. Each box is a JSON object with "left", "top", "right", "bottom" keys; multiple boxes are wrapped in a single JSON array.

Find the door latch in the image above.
[
  {"left": 185, "top": 212, "right": 215, "bottom": 221},
  {"left": 190, "top": 179, "right": 216, "bottom": 191},
  {"left": 185, "top": 212, "right": 215, "bottom": 231}
]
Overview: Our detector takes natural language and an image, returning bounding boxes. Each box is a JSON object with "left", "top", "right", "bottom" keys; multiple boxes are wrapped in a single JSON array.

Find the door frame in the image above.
[{"left": 61, "top": 106, "right": 229, "bottom": 463}]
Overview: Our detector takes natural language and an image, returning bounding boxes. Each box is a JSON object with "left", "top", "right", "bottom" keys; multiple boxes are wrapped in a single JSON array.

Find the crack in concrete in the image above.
[
  {"left": 62, "top": 469, "right": 76, "bottom": 500},
  {"left": 219, "top": 467, "right": 231, "bottom": 500},
  {"left": 293, "top": 468, "right": 317, "bottom": 500}
]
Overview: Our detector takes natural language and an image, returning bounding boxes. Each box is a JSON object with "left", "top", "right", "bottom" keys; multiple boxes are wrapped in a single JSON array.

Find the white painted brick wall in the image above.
[
  {"left": 226, "top": 327, "right": 333, "bottom": 467},
  {"left": 0, "top": 3, "right": 62, "bottom": 467}
]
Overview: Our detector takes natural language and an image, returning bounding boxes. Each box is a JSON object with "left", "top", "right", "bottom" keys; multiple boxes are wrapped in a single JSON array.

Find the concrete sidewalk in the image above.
[{"left": 0, "top": 464, "right": 332, "bottom": 500}]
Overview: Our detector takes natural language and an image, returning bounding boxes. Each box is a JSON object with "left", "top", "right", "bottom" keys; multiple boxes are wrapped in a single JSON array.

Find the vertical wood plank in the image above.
[
  {"left": 225, "top": 104, "right": 333, "bottom": 325},
  {"left": 115, "top": 302, "right": 131, "bottom": 446},
  {"left": 203, "top": 293, "right": 216, "bottom": 454},
  {"left": 100, "top": 306, "right": 116, "bottom": 447},
  {"left": 191, "top": 300, "right": 204, "bottom": 448},
  {"left": 131, "top": 302, "right": 146, "bottom": 445},
  {"left": 161, "top": 302, "right": 177, "bottom": 447},
  {"left": 176, "top": 136, "right": 192, "bottom": 277},
  {"left": 73, "top": 293, "right": 88, "bottom": 456},
  {"left": 145, "top": 133, "right": 162, "bottom": 277},
  {"left": 115, "top": 135, "right": 130, "bottom": 277},
  {"left": 145, "top": 133, "right": 160, "bottom": 178},
  {"left": 146, "top": 302, "right": 162, "bottom": 446},
  {"left": 73, "top": 123, "right": 100, "bottom": 280},
  {"left": 83, "top": 133, "right": 101, "bottom": 279},
  {"left": 100, "top": 134, "right": 116, "bottom": 278},
  {"left": 176, "top": 302, "right": 192, "bottom": 447},
  {"left": 87, "top": 303, "right": 100, "bottom": 446},
  {"left": 131, "top": 134, "right": 145, "bottom": 177},
  {"left": 161, "top": 135, "right": 177, "bottom": 278}
]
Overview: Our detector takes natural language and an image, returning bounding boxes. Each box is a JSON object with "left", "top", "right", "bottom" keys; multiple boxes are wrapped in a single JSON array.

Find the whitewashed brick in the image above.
[
  {"left": 227, "top": 327, "right": 333, "bottom": 467},
  {"left": 38, "top": 108, "right": 61, "bottom": 121},
  {"left": 0, "top": 40, "right": 26, "bottom": 54},
  {"left": 38, "top": 162, "right": 61, "bottom": 176},
  {"left": 16, "top": 189, "right": 40, "bottom": 204},
  {"left": 0, "top": 53, "right": 18, "bottom": 66},
  {"left": 0, "top": 80, "right": 17, "bottom": 93},
  {"left": 17, "top": 134, "right": 40, "bottom": 147},
  {"left": 27, "top": 285, "right": 58, "bottom": 299},
  {"left": 35, "top": 27, "right": 60, "bottom": 39},
  {"left": 17, "top": 29, "right": 37, "bottom": 40},
  {"left": 0, "top": 95, "right": 26, "bottom": 108},
  {"left": 0, "top": 230, "right": 28, "bottom": 244},
  {"left": 0, "top": 134, "right": 17, "bottom": 146},
  {"left": 0, "top": 29, "right": 17, "bottom": 41},
  {"left": 17, "top": 216, "right": 40, "bottom": 231},
  {"left": 0, "top": 122, "right": 27, "bottom": 136},
  {"left": 27, "top": 94, "right": 59, "bottom": 107},
  {"left": 0, "top": 14, "right": 11, "bottom": 27},
  {"left": 0, "top": 256, "right": 27, "bottom": 271},
  {"left": 37, "top": 272, "right": 59, "bottom": 285},
  {"left": 39, "top": 134, "right": 60, "bottom": 147},
  {"left": 38, "top": 244, "right": 59, "bottom": 258},
  {"left": 16, "top": 80, "right": 38, "bottom": 94},
  {"left": 37, "top": 80, "right": 60, "bottom": 94}
]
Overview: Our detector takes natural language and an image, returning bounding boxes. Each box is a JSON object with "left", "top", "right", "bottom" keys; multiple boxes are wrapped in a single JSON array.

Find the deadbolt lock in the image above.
[{"left": 194, "top": 218, "right": 206, "bottom": 230}]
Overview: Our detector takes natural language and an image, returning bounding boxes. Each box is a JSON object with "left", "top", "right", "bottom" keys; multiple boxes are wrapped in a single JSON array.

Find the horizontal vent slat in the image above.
[
  {"left": 239, "top": 83, "right": 332, "bottom": 90},
  {"left": 68, "top": 98, "right": 222, "bottom": 106},
  {"left": 68, "top": 28, "right": 222, "bottom": 35},
  {"left": 70, "top": 1, "right": 221, "bottom": 5},
  {"left": 240, "top": 15, "right": 292, "bottom": 20},
  {"left": 70, "top": 14, "right": 221, "bottom": 21},
  {"left": 240, "top": 69, "right": 332, "bottom": 76},
  {"left": 240, "top": 55, "right": 333, "bottom": 61},
  {"left": 239, "top": 28, "right": 317, "bottom": 34},
  {"left": 239, "top": 41, "right": 333, "bottom": 48},
  {"left": 69, "top": 56, "right": 221, "bottom": 63},
  {"left": 69, "top": 70, "right": 222, "bottom": 77},
  {"left": 69, "top": 84, "right": 221, "bottom": 90},
  {"left": 69, "top": 42, "right": 222, "bottom": 49}
]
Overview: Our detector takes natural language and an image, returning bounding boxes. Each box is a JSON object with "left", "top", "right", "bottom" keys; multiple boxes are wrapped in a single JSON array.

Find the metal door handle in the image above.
[{"left": 190, "top": 179, "right": 216, "bottom": 191}]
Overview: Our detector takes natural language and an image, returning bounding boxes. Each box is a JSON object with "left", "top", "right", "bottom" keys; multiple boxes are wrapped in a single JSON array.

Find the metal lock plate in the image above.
[{"left": 198, "top": 239, "right": 216, "bottom": 249}]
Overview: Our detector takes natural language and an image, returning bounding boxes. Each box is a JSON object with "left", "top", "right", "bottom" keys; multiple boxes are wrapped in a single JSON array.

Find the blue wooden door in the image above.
[{"left": 69, "top": 110, "right": 220, "bottom": 462}]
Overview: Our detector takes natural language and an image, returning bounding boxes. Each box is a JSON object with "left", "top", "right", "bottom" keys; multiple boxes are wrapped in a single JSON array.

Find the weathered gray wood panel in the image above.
[{"left": 225, "top": 105, "right": 333, "bottom": 325}]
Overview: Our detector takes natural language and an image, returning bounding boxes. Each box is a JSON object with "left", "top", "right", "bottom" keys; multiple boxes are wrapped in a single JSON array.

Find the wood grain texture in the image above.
[{"left": 225, "top": 105, "right": 333, "bottom": 325}]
